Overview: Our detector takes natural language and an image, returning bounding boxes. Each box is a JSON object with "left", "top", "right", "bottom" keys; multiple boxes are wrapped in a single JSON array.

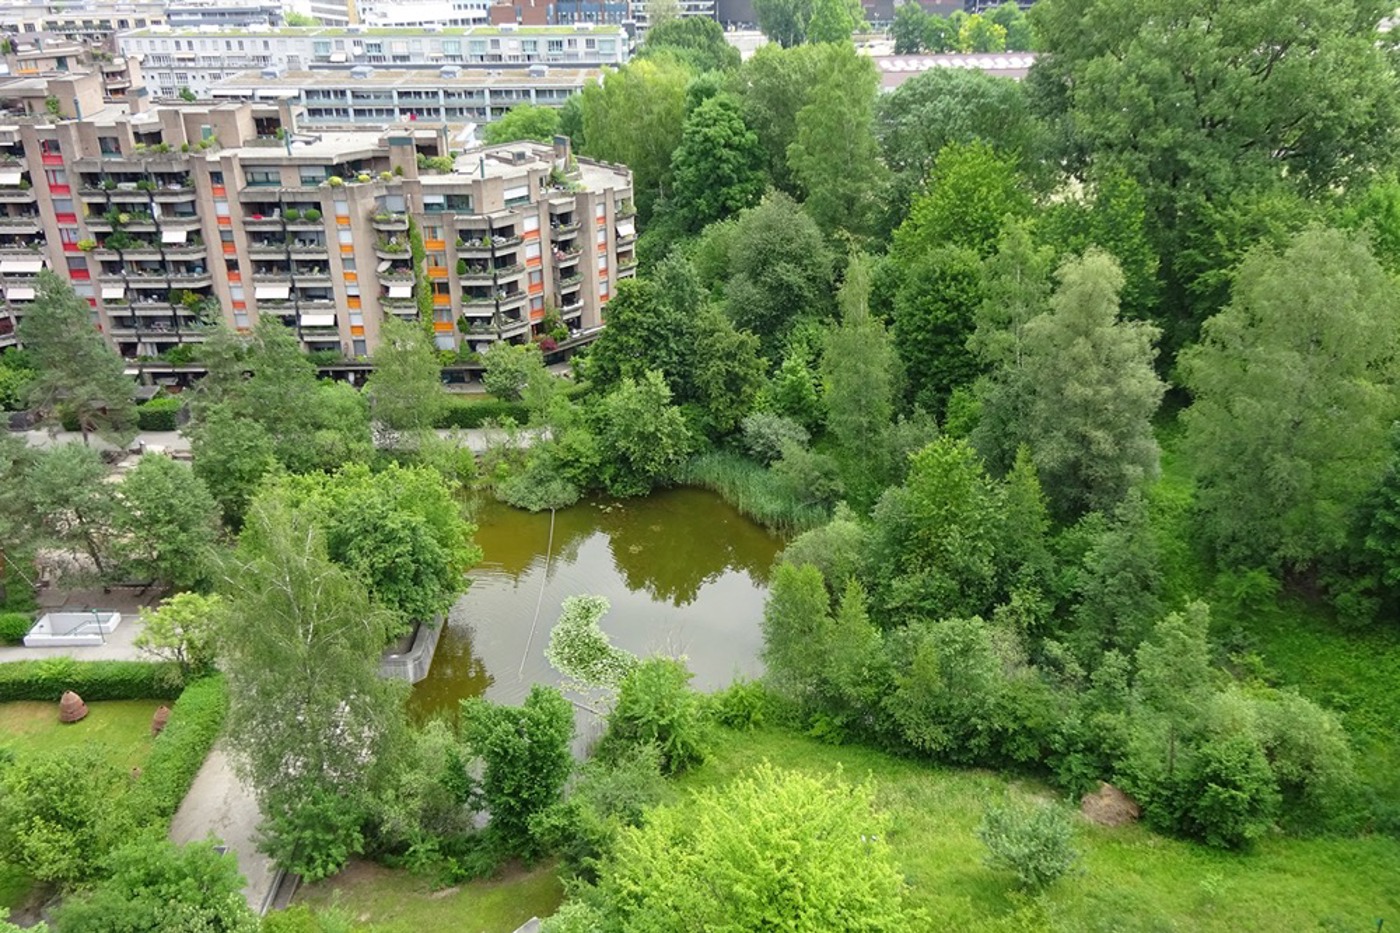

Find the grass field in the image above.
[
  {"left": 0, "top": 699, "right": 162, "bottom": 914},
  {"left": 680, "top": 726, "right": 1400, "bottom": 933},
  {"left": 293, "top": 860, "right": 563, "bottom": 933}
]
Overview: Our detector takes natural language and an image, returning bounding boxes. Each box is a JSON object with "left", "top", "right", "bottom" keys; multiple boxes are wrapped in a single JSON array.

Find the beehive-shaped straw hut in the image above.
[
  {"left": 58, "top": 690, "right": 88, "bottom": 723},
  {"left": 151, "top": 705, "right": 171, "bottom": 736}
]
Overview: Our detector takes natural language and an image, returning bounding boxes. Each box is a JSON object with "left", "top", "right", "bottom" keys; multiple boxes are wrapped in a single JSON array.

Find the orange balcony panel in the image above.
[
  {"left": 601, "top": 292, "right": 610, "bottom": 302},
  {"left": 343, "top": 271, "right": 357, "bottom": 282},
  {"left": 524, "top": 229, "right": 539, "bottom": 240},
  {"left": 528, "top": 283, "right": 543, "bottom": 295},
  {"left": 530, "top": 308, "right": 545, "bottom": 322},
  {"left": 228, "top": 272, "right": 241, "bottom": 282},
  {"left": 217, "top": 216, "right": 231, "bottom": 226},
  {"left": 350, "top": 325, "right": 365, "bottom": 336},
  {"left": 433, "top": 294, "right": 451, "bottom": 307},
  {"left": 433, "top": 321, "right": 454, "bottom": 333},
  {"left": 211, "top": 186, "right": 226, "bottom": 198},
  {"left": 340, "top": 244, "right": 354, "bottom": 254},
  {"left": 526, "top": 257, "right": 541, "bottom": 268},
  {"left": 336, "top": 215, "right": 350, "bottom": 226},
  {"left": 347, "top": 297, "right": 361, "bottom": 309},
  {"left": 222, "top": 242, "right": 237, "bottom": 254},
  {"left": 427, "top": 266, "right": 447, "bottom": 279},
  {"left": 425, "top": 239, "right": 446, "bottom": 251},
  {"left": 231, "top": 301, "right": 246, "bottom": 310}
]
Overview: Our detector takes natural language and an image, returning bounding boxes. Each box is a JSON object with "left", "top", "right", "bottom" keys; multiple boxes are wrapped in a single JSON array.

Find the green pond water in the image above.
[{"left": 408, "top": 487, "right": 784, "bottom": 721}]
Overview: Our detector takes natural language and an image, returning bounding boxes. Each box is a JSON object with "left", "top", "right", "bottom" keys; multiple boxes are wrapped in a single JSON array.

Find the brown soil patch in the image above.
[{"left": 1080, "top": 781, "right": 1141, "bottom": 827}]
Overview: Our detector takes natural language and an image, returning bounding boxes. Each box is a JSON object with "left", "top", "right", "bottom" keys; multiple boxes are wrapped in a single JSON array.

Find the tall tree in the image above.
[
  {"left": 1181, "top": 226, "right": 1400, "bottom": 571},
  {"left": 822, "top": 253, "right": 900, "bottom": 502},
  {"left": 787, "top": 44, "right": 886, "bottom": 240},
  {"left": 267, "top": 463, "right": 479, "bottom": 632},
  {"left": 187, "top": 403, "right": 279, "bottom": 530},
  {"left": 688, "top": 307, "right": 765, "bottom": 436},
  {"left": 868, "top": 437, "right": 1004, "bottom": 623},
  {"left": 20, "top": 270, "right": 134, "bottom": 445},
  {"left": 892, "top": 3, "right": 928, "bottom": 53},
  {"left": 22, "top": 443, "right": 115, "bottom": 579},
  {"left": 969, "top": 222, "right": 1054, "bottom": 476},
  {"left": 806, "top": 0, "right": 864, "bottom": 43},
  {"left": 893, "top": 245, "right": 985, "bottom": 415},
  {"left": 580, "top": 57, "right": 691, "bottom": 221},
  {"left": 667, "top": 94, "right": 767, "bottom": 234},
  {"left": 724, "top": 192, "right": 835, "bottom": 359},
  {"left": 593, "top": 370, "right": 693, "bottom": 498},
  {"left": 730, "top": 43, "right": 829, "bottom": 193},
  {"left": 639, "top": 17, "right": 741, "bottom": 72},
  {"left": 892, "top": 141, "right": 1032, "bottom": 263},
  {"left": 876, "top": 70, "right": 1043, "bottom": 232},
  {"left": 1016, "top": 250, "right": 1165, "bottom": 519},
  {"left": 112, "top": 454, "right": 222, "bottom": 590},
  {"left": 365, "top": 315, "right": 445, "bottom": 448},
  {"left": 482, "top": 103, "right": 561, "bottom": 144},
  {"left": 218, "top": 496, "right": 407, "bottom": 879},
  {"left": 1029, "top": 0, "right": 1400, "bottom": 345},
  {"left": 752, "top": 0, "right": 813, "bottom": 47}
]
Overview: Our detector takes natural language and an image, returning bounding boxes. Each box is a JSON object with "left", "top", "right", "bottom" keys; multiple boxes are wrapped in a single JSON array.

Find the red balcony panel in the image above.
[
  {"left": 55, "top": 213, "right": 77, "bottom": 224},
  {"left": 62, "top": 241, "right": 77, "bottom": 252},
  {"left": 70, "top": 270, "right": 90, "bottom": 281},
  {"left": 41, "top": 154, "right": 64, "bottom": 166},
  {"left": 48, "top": 184, "right": 70, "bottom": 196}
]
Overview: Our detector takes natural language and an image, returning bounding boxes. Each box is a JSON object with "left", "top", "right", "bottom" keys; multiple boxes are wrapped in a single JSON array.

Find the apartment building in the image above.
[
  {"left": 2, "top": 37, "right": 144, "bottom": 103},
  {"left": 117, "top": 24, "right": 630, "bottom": 98},
  {"left": 0, "top": 0, "right": 166, "bottom": 43},
  {"left": 0, "top": 69, "right": 634, "bottom": 359},
  {"left": 211, "top": 65, "right": 594, "bottom": 129}
]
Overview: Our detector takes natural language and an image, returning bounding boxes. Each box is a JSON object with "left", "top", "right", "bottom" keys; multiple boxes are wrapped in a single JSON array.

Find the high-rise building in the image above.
[{"left": 0, "top": 69, "right": 634, "bottom": 359}]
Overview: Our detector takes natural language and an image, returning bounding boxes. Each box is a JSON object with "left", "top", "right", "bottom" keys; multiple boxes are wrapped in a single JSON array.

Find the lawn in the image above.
[
  {"left": 0, "top": 699, "right": 163, "bottom": 914},
  {"left": 293, "top": 861, "right": 563, "bottom": 933},
  {"left": 679, "top": 726, "right": 1400, "bottom": 933}
]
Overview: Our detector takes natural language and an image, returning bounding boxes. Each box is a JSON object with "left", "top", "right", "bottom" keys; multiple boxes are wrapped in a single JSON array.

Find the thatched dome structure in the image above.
[{"left": 58, "top": 690, "right": 88, "bottom": 723}]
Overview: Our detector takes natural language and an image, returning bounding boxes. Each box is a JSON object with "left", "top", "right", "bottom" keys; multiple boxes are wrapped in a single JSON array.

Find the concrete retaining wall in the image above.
[{"left": 378, "top": 615, "right": 445, "bottom": 684}]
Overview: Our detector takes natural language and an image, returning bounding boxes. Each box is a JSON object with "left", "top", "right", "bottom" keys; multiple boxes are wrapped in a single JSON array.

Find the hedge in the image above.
[
  {"left": 434, "top": 397, "right": 528, "bottom": 429},
  {"left": 0, "top": 659, "right": 185, "bottom": 702},
  {"left": 0, "top": 611, "right": 31, "bottom": 645},
  {"left": 125, "top": 674, "right": 228, "bottom": 825},
  {"left": 136, "top": 396, "right": 182, "bottom": 431}
]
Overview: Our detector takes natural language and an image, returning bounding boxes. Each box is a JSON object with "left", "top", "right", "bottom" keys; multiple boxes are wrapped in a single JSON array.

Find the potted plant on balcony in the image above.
[
  {"left": 283, "top": 208, "right": 301, "bottom": 222},
  {"left": 304, "top": 208, "right": 321, "bottom": 222}
]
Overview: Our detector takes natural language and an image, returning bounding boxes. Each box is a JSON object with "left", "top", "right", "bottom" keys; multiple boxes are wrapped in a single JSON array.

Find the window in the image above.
[
  {"left": 244, "top": 169, "right": 280, "bottom": 187},
  {"left": 210, "top": 171, "right": 224, "bottom": 185},
  {"left": 342, "top": 257, "right": 355, "bottom": 271},
  {"left": 299, "top": 167, "right": 328, "bottom": 186},
  {"left": 353, "top": 339, "right": 367, "bottom": 356},
  {"left": 528, "top": 269, "right": 542, "bottom": 285}
]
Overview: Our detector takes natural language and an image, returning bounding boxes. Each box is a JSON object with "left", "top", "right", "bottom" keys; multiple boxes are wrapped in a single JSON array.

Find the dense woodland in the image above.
[{"left": 3, "top": 0, "right": 1400, "bottom": 929}]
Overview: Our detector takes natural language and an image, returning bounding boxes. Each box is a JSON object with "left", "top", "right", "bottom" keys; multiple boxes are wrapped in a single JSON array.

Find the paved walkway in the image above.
[{"left": 169, "top": 745, "right": 279, "bottom": 914}]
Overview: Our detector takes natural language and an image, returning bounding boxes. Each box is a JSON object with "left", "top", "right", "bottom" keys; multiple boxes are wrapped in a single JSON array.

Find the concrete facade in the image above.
[{"left": 0, "top": 70, "right": 634, "bottom": 360}]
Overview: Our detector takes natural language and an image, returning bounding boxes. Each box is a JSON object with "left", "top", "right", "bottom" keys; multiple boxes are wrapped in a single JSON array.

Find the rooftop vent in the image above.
[
  {"left": 260, "top": 64, "right": 285, "bottom": 79},
  {"left": 440, "top": 65, "right": 461, "bottom": 79},
  {"left": 527, "top": 64, "right": 548, "bottom": 77},
  {"left": 350, "top": 65, "right": 375, "bottom": 80}
]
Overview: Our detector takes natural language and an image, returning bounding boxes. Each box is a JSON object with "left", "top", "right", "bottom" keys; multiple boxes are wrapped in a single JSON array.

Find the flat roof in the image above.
[
  {"left": 214, "top": 67, "right": 600, "bottom": 91},
  {"left": 872, "top": 53, "right": 1037, "bottom": 89},
  {"left": 121, "top": 23, "right": 627, "bottom": 39},
  {"left": 227, "top": 129, "right": 387, "bottom": 161}
]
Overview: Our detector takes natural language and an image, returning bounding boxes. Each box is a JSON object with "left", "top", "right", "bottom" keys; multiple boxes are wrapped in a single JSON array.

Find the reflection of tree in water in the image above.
[
  {"left": 407, "top": 621, "right": 493, "bottom": 724},
  {"left": 469, "top": 498, "right": 595, "bottom": 582},
  {"left": 596, "top": 490, "right": 782, "bottom": 607}
]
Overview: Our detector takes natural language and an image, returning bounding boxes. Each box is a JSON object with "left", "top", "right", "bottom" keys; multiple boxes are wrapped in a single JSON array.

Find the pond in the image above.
[{"left": 408, "top": 487, "right": 784, "bottom": 722}]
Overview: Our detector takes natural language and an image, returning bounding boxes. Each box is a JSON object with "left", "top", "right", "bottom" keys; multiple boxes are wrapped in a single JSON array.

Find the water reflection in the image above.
[{"left": 408, "top": 487, "right": 782, "bottom": 722}]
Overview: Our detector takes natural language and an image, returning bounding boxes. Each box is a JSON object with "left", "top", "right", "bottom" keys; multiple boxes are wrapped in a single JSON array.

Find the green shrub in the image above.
[
  {"left": 124, "top": 675, "right": 228, "bottom": 826},
  {"left": 707, "top": 678, "right": 768, "bottom": 731},
  {"left": 600, "top": 658, "right": 710, "bottom": 775},
  {"left": 433, "top": 397, "right": 528, "bottom": 429},
  {"left": 59, "top": 405, "right": 80, "bottom": 432},
  {"left": 136, "top": 395, "right": 182, "bottom": 431},
  {"left": 678, "top": 450, "right": 828, "bottom": 535},
  {"left": 0, "top": 612, "right": 31, "bottom": 645},
  {"left": 0, "top": 659, "right": 184, "bottom": 702},
  {"left": 978, "top": 799, "right": 1079, "bottom": 891}
]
